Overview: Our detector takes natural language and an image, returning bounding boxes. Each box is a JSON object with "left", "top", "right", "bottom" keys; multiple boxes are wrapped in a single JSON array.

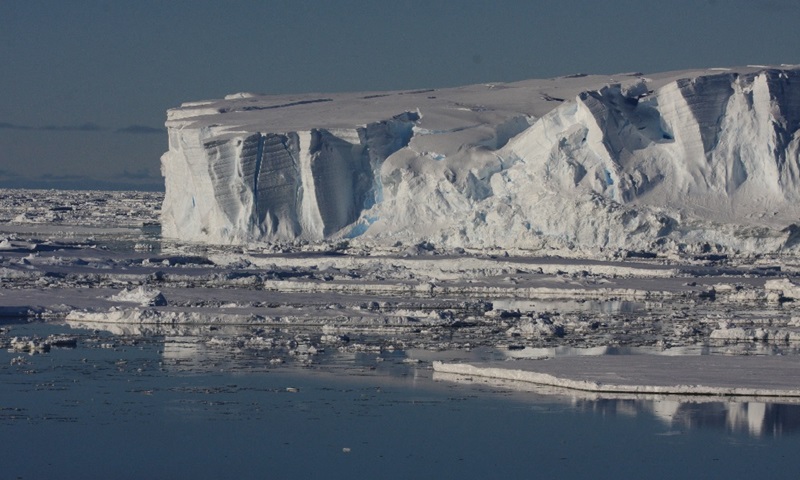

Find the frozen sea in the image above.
[{"left": 3, "top": 188, "right": 800, "bottom": 478}]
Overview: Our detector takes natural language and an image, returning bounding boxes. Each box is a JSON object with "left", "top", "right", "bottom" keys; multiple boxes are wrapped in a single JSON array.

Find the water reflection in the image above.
[
  {"left": 573, "top": 398, "right": 800, "bottom": 438},
  {"left": 433, "top": 371, "right": 800, "bottom": 438},
  {"left": 9, "top": 318, "right": 800, "bottom": 439},
  {"left": 62, "top": 318, "right": 425, "bottom": 379}
]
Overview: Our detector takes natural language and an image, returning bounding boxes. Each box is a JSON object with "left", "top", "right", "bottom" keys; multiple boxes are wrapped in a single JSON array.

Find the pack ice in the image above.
[{"left": 161, "top": 66, "right": 800, "bottom": 254}]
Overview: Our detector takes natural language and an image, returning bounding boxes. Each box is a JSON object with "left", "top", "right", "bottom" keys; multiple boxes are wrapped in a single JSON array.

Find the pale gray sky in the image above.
[{"left": 2, "top": 0, "right": 798, "bottom": 190}]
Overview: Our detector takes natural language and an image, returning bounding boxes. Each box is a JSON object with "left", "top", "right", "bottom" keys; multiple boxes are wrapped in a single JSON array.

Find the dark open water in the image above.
[{"left": 2, "top": 320, "right": 799, "bottom": 480}]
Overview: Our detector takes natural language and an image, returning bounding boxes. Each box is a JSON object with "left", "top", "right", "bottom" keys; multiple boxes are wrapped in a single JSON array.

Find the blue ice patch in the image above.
[
  {"left": 345, "top": 216, "right": 378, "bottom": 239},
  {"left": 604, "top": 169, "right": 614, "bottom": 186}
]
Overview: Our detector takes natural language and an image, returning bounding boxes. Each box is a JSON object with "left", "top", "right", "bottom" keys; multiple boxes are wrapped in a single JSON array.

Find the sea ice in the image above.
[
  {"left": 109, "top": 286, "right": 167, "bottom": 307},
  {"left": 433, "top": 355, "right": 800, "bottom": 398}
]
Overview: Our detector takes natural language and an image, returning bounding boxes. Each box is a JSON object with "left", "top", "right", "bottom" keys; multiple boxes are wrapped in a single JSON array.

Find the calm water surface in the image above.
[{"left": 2, "top": 320, "right": 799, "bottom": 480}]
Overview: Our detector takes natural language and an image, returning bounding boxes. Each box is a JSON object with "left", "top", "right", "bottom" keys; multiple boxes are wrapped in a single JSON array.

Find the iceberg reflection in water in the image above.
[
  {"left": 434, "top": 371, "right": 800, "bottom": 438},
  {"left": 58, "top": 318, "right": 800, "bottom": 441}
]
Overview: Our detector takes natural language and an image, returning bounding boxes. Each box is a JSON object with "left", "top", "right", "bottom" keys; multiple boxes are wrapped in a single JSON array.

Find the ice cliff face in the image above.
[
  {"left": 161, "top": 66, "right": 800, "bottom": 254},
  {"left": 161, "top": 112, "right": 418, "bottom": 242},
  {"left": 505, "top": 69, "right": 800, "bottom": 211}
]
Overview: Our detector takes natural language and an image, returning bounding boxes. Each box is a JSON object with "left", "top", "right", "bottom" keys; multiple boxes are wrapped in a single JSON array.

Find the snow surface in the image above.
[{"left": 162, "top": 66, "right": 800, "bottom": 255}]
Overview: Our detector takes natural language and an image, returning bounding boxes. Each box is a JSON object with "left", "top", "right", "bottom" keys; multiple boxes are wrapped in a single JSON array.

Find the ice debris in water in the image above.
[
  {"left": 7, "top": 335, "right": 78, "bottom": 354},
  {"left": 109, "top": 286, "right": 168, "bottom": 307}
]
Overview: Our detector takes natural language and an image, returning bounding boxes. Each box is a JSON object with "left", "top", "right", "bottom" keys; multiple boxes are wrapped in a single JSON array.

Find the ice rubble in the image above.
[
  {"left": 109, "top": 286, "right": 167, "bottom": 307},
  {"left": 162, "top": 66, "right": 800, "bottom": 254}
]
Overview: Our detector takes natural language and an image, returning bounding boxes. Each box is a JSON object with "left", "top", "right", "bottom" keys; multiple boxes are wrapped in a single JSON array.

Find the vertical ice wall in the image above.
[
  {"left": 502, "top": 69, "right": 800, "bottom": 217},
  {"left": 161, "top": 112, "right": 418, "bottom": 243}
]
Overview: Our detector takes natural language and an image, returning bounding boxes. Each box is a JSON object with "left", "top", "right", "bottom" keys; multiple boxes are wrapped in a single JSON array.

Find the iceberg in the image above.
[{"left": 161, "top": 65, "right": 800, "bottom": 254}]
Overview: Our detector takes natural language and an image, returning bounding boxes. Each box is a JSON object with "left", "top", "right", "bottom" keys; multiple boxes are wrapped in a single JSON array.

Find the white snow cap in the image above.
[{"left": 161, "top": 66, "right": 800, "bottom": 255}]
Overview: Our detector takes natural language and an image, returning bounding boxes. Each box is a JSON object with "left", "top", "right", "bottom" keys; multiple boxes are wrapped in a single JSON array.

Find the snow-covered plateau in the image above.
[{"left": 162, "top": 65, "right": 800, "bottom": 255}]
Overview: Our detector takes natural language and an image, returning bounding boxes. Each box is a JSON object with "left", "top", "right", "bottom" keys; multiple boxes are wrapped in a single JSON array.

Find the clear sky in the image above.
[{"left": 2, "top": 0, "right": 798, "bottom": 191}]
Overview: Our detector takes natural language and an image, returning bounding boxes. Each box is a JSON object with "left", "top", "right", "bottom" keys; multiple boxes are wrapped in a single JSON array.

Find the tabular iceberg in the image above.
[{"left": 161, "top": 65, "right": 800, "bottom": 254}]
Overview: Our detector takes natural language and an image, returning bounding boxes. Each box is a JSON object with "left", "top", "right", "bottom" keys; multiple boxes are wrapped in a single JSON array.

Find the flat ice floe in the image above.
[{"left": 433, "top": 355, "right": 800, "bottom": 398}]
